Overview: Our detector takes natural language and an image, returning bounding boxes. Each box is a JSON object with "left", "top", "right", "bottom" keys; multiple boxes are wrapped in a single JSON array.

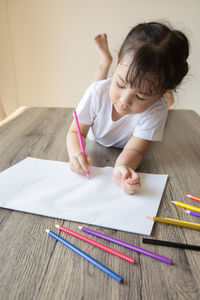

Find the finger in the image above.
[
  {"left": 124, "top": 180, "right": 141, "bottom": 189},
  {"left": 127, "top": 182, "right": 141, "bottom": 190},
  {"left": 122, "top": 182, "right": 136, "bottom": 195},
  {"left": 126, "top": 177, "right": 141, "bottom": 185},
  {"left": 126, "top": 172, "right": 140, "bottom": 184},
  {"left": 70, "top": 162, "right": 84, "bottom": 174},
  {"left": 71, "top": 158, "right": 85, "bottom": 174},
  {"left": 131, "top": 171, "right": 140, "bottom": 180},
  {"left": 86, "top": 156, "right": 92, "bottom": 166},
  {"left": 119, "top": 166, "right": 131, "bottom": 180},
  {"left": 70, "top": 164, "right": 83, "bottom": 174},
  {"left": 78, "top": 155, "right": 90, "bottom": 172},
  {"left": 123, "top": 183, "right": 140, "bottom": 195},
  {"left": 123, "top": 179, "right": 141, "bottom": 190},
  {"left": 124, "top": 188, "right": 137, "bottom": 195}
]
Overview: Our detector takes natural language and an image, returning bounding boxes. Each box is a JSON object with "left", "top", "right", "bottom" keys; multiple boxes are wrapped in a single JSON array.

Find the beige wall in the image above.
[
  {"left": 0, "top": 0, "right": 200, "bottom": 116},
  {"left": 0, "top": 0, "right": 19, "bottom": 114}
]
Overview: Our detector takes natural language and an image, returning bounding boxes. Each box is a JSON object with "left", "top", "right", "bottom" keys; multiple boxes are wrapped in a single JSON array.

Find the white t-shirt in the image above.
[{"left": 76, "top": 78, "right": 168, "bottom": 148}]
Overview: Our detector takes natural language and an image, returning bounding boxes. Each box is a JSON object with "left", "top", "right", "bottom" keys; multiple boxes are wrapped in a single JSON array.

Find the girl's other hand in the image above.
[
  {"left": 69, "top": 151, "right": 92, "bottom": 175},
  {"left": 113, "top": 166, "right": 141, "bottom": 195}
]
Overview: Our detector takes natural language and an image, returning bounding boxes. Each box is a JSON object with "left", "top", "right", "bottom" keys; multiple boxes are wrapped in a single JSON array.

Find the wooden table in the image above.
[{"left": 0, "top": 107, "right": 200, "bottom": 300}]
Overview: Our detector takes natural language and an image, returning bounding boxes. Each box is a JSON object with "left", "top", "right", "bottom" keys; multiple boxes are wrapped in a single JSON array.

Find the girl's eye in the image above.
[
  {"left": 116, "top": 82, "right": 124, "bottom": 89},
  {"left": 136, "top": 95, "right": 145, "bottom": 101}
]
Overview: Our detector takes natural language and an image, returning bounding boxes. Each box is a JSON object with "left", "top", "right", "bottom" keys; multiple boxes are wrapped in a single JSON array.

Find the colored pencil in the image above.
[
  {"left": 78, "top": 226, "right": 172, "bottom": 265},
  {"left": 147, "top": 216, "right": 200, "bottom": 230},
  {"left": 54, "top": 224, "right": 135, "bottom": 263},
  {"left": 171, "top": 201, "right": 200, "bottom": 213},
  {"left": 185, "top": 210, "right": 200, "bottom": 218},
  {"left": 142, "top": 238, "right": 200, "bottom": 251},
  {"left": 45, "top": 229, "right": 122, "bottom": 283},
  {"left": 73, "top": 110, "right": 90, "bottom": 179},
  {"left": 186, "top": 194, "right": 200, "bottom": 202}
]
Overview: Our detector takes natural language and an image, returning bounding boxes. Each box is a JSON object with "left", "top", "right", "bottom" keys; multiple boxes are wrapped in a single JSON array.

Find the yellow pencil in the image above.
[
  {"left": 172, "top": 201, "right": 200, "bottom": 213},
  {"left": 147, "top": 216, "right": 200, "bottom": 230}
]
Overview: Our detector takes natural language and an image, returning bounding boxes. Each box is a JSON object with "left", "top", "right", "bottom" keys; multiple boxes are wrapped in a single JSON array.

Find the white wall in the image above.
[{"left": 1, "top": 0, "right": 200, "bottom": 115}]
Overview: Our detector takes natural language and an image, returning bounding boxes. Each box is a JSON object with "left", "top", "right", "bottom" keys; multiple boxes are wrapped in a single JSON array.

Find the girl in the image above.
[{"left": 67, "top": 22, "right": 189, "bottom": 195}]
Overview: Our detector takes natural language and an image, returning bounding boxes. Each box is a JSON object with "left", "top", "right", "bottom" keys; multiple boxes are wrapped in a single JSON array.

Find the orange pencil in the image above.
[{"left": 186, "top": 194, "right": 200, "bottom": 202}]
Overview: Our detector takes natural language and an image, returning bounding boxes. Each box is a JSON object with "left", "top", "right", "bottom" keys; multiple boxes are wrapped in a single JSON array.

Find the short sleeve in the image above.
[
  {"left": 76, "top": 82, "right": 98, "bottom": 125},
  {"left": 133, "top": 98, "right": 168, "bottom": 141}
]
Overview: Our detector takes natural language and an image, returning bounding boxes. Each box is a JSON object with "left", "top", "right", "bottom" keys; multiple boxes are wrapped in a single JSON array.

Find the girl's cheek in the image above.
[
  {"left": 112, "top": 93, "right": 120, "bottom": 104},
  {"left": 109, "top": 87, "right": 113, "bottom": 100},
  {"left": 109, "top": 88, "right": 116, "bottom": 102},
  {"left": 109, "top": 83, "right": 121, "bottom": 102}
]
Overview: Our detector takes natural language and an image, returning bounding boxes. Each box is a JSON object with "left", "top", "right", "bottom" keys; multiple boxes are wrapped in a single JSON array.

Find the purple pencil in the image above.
[
  {"left": 78, "top": 226, "right": 172, "bottom": 265},
  {"left": 185, "top": 210, "right": 200, "bottom": 218}
]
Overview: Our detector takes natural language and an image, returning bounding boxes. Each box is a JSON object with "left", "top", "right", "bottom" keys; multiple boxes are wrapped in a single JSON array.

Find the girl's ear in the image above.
[
  {"left": 162, "top": 89, "right": 170, "bottom": 96},
  {"left": 163, "top": 90, "right": 175, "bottom": 107}
]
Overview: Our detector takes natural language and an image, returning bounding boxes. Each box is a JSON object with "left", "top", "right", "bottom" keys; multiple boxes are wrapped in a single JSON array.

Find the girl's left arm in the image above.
[
  {"left": 115, "top": 136, "right": 151, "bottom": 170},
  {"left": 113, "top": 136, "right": 151, "bottom": 194}
]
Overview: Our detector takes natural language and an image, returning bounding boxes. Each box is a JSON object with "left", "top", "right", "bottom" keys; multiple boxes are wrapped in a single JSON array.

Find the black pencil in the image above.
[{"left": 142, "top": 238, "right": 200, "bottom": 251}]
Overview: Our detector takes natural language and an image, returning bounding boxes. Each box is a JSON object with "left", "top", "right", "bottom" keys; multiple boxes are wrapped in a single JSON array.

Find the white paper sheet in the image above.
[{"left": 0, "top": 157, "right": 168, "bottom": 235}]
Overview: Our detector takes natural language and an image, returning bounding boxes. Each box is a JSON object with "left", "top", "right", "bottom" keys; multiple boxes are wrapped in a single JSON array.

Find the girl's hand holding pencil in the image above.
[
  {"left": 113, "top": 166, "right": 141, "bottom": 195},
  {"left": 68, "top": 110, "right": 92, "bottom": 178},
  {"left": 69, "top": 151, "right": 92, "bottom": 176}
]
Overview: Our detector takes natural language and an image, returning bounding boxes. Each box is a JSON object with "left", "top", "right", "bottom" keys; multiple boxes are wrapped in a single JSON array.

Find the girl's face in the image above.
[{"left": 109, "top": 61, "right": 164, "bottom": 116}]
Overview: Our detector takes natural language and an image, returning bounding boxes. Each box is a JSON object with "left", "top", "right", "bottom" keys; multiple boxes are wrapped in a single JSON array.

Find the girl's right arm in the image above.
[{"left": 66, "top": 121, "right": 92, "bottom": 174}]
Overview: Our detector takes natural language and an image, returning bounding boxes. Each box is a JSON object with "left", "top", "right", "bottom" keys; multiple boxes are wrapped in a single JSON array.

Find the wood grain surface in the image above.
[{"left": 0, "top": 107, "right": 200, "bottom": 300}]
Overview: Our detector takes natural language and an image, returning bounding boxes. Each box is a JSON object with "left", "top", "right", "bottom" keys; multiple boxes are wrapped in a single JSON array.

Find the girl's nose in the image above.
[{"left": 120, "top": 92, "right": 134, "bottom": 105}]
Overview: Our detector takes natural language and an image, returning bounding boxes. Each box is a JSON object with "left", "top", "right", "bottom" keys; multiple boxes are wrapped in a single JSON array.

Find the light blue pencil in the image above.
[{"left": 45, "top": 229, "right": 123, "bottom": 283}]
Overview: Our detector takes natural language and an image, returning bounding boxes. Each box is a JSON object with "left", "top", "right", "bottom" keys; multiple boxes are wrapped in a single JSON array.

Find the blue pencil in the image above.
[{"left": 45, "top": 229, "right": 123, "bottom": 283}]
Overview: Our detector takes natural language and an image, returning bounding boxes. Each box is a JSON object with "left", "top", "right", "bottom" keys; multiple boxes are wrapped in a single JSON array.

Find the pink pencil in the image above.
[
  {"left": 54, "top": 224, "right": 135, "bottom": 264},
  {"left": 73, "top": 110, "right": 90, "bottom": 179},
  {"left": 186, "top": 194, "right": 200, "bottom": 202}
]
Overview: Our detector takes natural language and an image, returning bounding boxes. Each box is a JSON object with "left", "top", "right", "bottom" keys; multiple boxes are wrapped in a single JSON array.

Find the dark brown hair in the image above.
[{"left": 118, "top": 22, "right": 189, "bottom": 95}]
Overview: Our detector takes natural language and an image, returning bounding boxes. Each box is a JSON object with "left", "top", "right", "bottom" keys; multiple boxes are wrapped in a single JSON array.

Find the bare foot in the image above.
[{"left": 94, "top": 33, "right": 113, "bottom": 67}]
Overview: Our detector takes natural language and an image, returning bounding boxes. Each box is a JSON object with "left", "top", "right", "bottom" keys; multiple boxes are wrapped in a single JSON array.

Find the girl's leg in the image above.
[{"left": 92, "top": 34, "right": 113, "bottom": 82}]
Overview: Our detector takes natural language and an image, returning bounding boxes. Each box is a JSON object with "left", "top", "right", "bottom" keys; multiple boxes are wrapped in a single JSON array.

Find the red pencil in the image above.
[
  {"left": 186, "top": 194, "right": 200, "bottom": 202},
  {"left": 53, "top": 224, "right": 135, "bottom": 264}
]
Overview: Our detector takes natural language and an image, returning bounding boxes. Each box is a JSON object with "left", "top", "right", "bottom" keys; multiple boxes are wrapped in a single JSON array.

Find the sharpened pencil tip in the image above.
[
  {"left": 78, "top": 226, "right": 83, "bottom": 230},
  {"left": 185, "top": 194, "right": 191, "bottom": 198},
  {"left": 146, "top": 216, "right": 153, "bottom": 221},
  {"left": 53, "top": 224, "right": 60, "bottom": 229},
  {"left": 45, "top": 229, "right": 50, "bottom": 234},
  {"left": 171, "top": 201, "right": 176, "bottom": 204},
  {"left": 185, "top": 210, "right": 190, "bottom": 214}
]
